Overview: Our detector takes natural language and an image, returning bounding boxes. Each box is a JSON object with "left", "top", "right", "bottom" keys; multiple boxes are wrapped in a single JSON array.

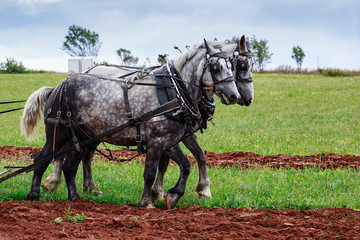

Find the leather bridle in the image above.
[
  {"left": 230, "top": 47, "right": 254, "bottom": 83},
  {"left": 201, "top": 51, "right": 235, "bottom": 92}
]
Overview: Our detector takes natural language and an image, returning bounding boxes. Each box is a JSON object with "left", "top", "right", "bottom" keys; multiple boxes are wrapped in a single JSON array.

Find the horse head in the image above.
[
  {"left": 231, "top": 35, "right": 254, "bottom": 106},
  {"left": 201, "top": 39, "right": 240, "bottom": 105}
]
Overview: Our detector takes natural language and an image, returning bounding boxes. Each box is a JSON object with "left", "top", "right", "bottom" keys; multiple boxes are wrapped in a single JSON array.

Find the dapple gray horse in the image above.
[
  {"left": 40, "top": 35, "right": 254, "bottom": 204},
  {"left": 152, "top": 35, "right": 254, "bottom": 200},
  {"left": 21, "top": 40, "right": 240, "bottom": 209}
]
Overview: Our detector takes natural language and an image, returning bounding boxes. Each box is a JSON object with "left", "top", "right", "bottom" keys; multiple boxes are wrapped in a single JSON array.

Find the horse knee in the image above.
[{"left": 182, "top": 159, "right": 191, "bottom": 176}]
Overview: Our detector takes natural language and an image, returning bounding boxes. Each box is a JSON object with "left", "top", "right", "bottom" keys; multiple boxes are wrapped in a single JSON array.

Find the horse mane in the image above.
[
  {"left": 209, "top": 36, "right": 253, "bottom": 52},
  {"left": 174, "top": 43, "right": 206, "bottom": 71},
  {"left": 174, "top": 36, "right": 253, "bottom": 71}
]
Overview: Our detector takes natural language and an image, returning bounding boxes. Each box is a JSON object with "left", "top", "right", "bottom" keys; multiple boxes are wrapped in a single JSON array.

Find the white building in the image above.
[{"left": 68, "top": 57, "right": 95, "bottom": 73}]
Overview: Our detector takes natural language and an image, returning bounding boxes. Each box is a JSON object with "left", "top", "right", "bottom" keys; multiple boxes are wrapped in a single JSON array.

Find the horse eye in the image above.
[{"left": 227, "top": 61, "right": 231, "bottom": 69}]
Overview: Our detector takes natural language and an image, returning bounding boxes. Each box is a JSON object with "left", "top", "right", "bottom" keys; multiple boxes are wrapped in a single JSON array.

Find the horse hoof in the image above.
[
  {"left": 195, "top": 186, "right": 212, "bottom": 199},
  {"left": 84, "top": 186, "right": 103, "bottom": 196},
  {"left": 42, "top": 174, "right": 61, "bottom": 192},
  {"left": 41, "top": 182, "right": 60, "bottom": 192},
  {"left": 142, "top": 203, "right": 156, "bottom": 209},
  {"left": 151, "top": 190, "right": 165, "bottom": 201},
  {"left": 91, "top": 188, "right": 103, "bottom": 196},
  {"left": 164, "top": 193, "right": 180, "bottom": 210},
  {"left": 69, "top": 194, "right": 80, "bottom": 202},
  {"left": 25, "top": 193, "right": 39, "bottom": 201}
]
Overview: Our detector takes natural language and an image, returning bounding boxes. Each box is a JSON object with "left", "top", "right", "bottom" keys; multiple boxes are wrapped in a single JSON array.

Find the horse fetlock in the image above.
[
  {"left": 41, "top": 173, "right": 62, "bottom": 192},
  {"left": 151, "top": 189, "right": 165, "bottom": 201},
  {"left": 195, "top": 185, "right": 212, "bottom": 199}
]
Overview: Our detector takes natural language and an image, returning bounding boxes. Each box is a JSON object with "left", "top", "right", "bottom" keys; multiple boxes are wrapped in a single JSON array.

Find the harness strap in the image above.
[
  {"left": 123, "top": 86, "right": 144, "bottom": 154},
  {"left": 84, "top": 73, "right": 174, "bottom": 88},
  {"left": 123, "top": 87, "right": 133, "bottom": 122},
  {"left": 45, "top": 118, "right": 69, "bottom": 126},
  {"left": 64, "top": 82, "right": 81, "bottom": 152}
]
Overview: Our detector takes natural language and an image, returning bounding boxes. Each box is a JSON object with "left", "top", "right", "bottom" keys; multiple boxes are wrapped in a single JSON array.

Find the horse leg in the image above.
[
  {"left": 62, "top": 150, "right": 82, "bottom": 201},
  {"left": 183, "top": 135, "right": 211, "bottom": 198},
  {"left": 26, "top": 142, "right": 55, "bottom": 200},
  {"left": 151, "top": 153, "right": 170, "bottom": 201},
  {"left": 164, "top": 144, "right": 191, "bottom": 210},
  {"left": 140, "top": 143, "right": 164, "bottom": 209},
  {"left": 82, "top": 143, "right": 102, "bottom": 195},
  {"left": 42, "top": 158, "right": 64, "bottom": 192}
]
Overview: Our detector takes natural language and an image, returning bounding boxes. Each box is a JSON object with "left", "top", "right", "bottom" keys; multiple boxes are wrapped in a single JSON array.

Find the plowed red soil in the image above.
[{"left": 1, "top": 146, "right": 360, "bottom": 239}]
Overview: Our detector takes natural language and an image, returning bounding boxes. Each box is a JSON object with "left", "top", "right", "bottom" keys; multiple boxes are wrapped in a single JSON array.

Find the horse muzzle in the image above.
[
  {"left": 238, "top": 97, "right": 253, "bottom": 106},
  {"left": 216, "top": 91, "right": 239, "bottom": 105}
]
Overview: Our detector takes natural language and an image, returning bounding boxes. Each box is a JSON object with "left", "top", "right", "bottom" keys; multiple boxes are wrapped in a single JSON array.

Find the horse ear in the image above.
[
  {"left": 240, "top": 35, "right": 246, "bottom": 52},
  {"left": 204, "top": 39, "right": 216, "bottom": 54},
  {"left": 204, "top": 39, "right": 210, "bottom": 51}
]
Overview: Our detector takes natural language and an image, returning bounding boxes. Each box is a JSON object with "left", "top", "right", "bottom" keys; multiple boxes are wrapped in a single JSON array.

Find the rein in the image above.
[{"left": 0, "top": 100, "right": 26, "bottom": 114}]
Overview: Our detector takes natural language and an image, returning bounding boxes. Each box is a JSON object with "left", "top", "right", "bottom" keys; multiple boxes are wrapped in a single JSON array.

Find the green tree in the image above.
[
  {"left": 250, "top": 36, "right": 273, "bottom": 71},
  {"left": 116, "top": 48, "right": 139, "bottom": 66},
  {"left": 61, "top": 25, "right": 102, "bottom": 57},
  {"left": 0, "top": 57, "right": 26, "bottom": 73},
  {"left": 291, "top": 45, "right": 305, "bottom": 71}
]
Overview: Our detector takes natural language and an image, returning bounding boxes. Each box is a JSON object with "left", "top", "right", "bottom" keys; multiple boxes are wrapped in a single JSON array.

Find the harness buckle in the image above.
[
  {"left": 136, "top": 134, "right": 141, "bottom": 143},
  {"left": 121, "top": 78, "right": 135, "bottom": 89},
  {"left": 126, "top": 111, "right": 133, "bottom": 119}
]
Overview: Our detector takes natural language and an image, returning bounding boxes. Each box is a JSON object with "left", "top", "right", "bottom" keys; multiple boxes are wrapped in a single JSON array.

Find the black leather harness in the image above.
[{"left": 43, "top": 48, "right": 231, "bottom": 158}]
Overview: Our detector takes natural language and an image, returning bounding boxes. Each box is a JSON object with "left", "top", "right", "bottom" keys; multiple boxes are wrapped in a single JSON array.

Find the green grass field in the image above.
[
  {"left": 1, "top": 159, "right": 359, "bottom": 210},
  {"left": 0, "top": 73, "right": 359, "bottom": 209},
  {"left": 1, "top": 73, "right": 359, "bottom": 155}
]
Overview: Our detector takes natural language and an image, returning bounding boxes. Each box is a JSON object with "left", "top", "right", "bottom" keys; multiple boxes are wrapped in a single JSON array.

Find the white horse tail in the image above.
[{"left": 20, "top": 87, "right": 54, "bottom": 139}]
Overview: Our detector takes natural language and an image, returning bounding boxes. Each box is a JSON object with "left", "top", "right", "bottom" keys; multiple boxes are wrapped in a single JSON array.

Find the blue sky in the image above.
[{"left": 0, "top": 0, "right": 359, "bottom": 72}]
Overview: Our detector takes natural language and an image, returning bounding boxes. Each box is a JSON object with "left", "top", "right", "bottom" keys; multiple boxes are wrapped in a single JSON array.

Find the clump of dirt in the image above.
[
  {"left": 0, "top": 146, "right": 41, "bottom": 160},
  {"left": 1, "top": 146, "right": 360, "bottom": 170},
  {"left": 199, "top": 151, "right": 360, "bottom": 169},
  {"left": 0, "top": 200, "right": 359, "bottom": 239}
]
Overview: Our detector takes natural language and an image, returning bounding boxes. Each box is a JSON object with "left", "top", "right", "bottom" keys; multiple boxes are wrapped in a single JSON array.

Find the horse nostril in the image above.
[
  {"left": 249, "top": 98, "right": 253, "bottom": 103},
  {"left": 230, "top": 95, "right": 237, "bottom": 102}
]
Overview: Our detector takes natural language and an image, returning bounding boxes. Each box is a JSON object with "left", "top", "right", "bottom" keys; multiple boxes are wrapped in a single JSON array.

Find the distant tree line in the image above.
[
  {"left": 0, "top": 57, "right": 45, "bottom": 73},
  {"left": 61, "top": 26, "right": 308, "bottom": 72},
  {"left": 1, "top": 25, "right": 310, "bottom": 74}
]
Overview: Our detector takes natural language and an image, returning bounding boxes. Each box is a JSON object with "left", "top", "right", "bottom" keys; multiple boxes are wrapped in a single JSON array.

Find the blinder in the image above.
[
  {"left": 210, "top": 61, "right": 221, "bottom": 74},
  {"left": 206, "top": 51, "right": 232, "bottom": 76},
  {"left": 237, "top": 58, "right": 249, "bottom": 72}
]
